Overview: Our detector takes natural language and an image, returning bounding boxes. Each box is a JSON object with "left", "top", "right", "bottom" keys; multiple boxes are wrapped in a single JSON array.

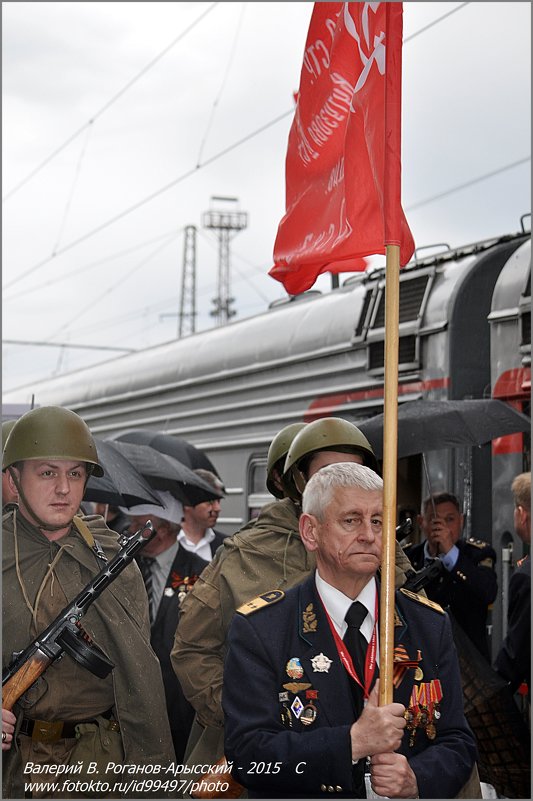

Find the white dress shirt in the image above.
[
  {"left": 177, "top": 527, "right": 216, "bottom": 562},
  {"left": 315, "top": 572, "right": 379, "bottom": 663}
]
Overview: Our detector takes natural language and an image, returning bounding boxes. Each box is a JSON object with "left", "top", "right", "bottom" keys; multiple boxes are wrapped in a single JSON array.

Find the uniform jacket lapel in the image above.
[
  {"left": 295, "top": 578, "right": 354, "bottom": 727},
  {"left": 153, "top": 544, "right": 207, "bottom": 630}
]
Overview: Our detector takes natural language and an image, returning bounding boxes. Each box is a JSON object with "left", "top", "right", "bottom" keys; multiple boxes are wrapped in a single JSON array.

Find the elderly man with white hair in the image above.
[{"left": 223, "top": 462, "right": 478, "bottom": 799}]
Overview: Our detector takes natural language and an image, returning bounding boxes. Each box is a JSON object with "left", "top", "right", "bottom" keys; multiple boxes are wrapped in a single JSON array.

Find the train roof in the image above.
[{"left": 3, "top": 230, "right": 529, "bottom": 410}]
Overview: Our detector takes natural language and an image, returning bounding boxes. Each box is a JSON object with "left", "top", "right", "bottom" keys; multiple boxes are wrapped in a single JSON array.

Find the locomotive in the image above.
[{"left": 4, "top": 223, "right": 530, "bottom": 656}]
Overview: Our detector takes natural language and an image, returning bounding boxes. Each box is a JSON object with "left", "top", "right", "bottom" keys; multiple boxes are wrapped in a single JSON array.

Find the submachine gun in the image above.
[
  {"left": 402, "top": 557, "right": 444, "bottom": 594},
  {"left": 2, "top": 521, "right": 155, "bottom": 712}
]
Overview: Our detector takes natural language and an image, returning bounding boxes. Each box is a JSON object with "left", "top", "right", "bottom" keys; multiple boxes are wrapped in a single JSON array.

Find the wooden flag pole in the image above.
[{"left": 379, "top": 243, "right": 400, "bottom": 706}]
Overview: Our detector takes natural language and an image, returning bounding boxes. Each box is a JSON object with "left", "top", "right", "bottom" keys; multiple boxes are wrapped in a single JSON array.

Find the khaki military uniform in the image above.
[
  {"left": 171, "top": 498, "right": 414, "bottom": 780},
  {"left": 2, "top": 509, "right": 175, "bottom": 798}
]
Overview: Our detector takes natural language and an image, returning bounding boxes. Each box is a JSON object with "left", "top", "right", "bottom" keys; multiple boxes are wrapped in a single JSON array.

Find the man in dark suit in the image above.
[
  {"left": 405, "top": 492, "right": 497, "bottom": 660},
  {"left": 126, "top": 491, "right": 208, "bottom": 762},
  {"left": 223, "top": 463, "right": 477, "bottom": 798},
  {"left": 495, "top": 472, "right": 531, "bottom": 696}
]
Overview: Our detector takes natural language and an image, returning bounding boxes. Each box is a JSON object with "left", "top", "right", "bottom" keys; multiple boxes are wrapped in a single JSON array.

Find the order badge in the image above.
[{"left": 286, "top": 657, "right": 304, "bottom": 679}]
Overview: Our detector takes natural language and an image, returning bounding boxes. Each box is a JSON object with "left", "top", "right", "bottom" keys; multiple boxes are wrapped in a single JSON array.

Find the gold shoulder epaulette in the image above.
[
  {"left": 237, "top": 590, "right": 285, "bottom": 616},
  {"left": 466, "top": 537, "right": 489, "bottom": 549},
  {"left": 399, "top": 588, "right": 445, "bottom": 614}
]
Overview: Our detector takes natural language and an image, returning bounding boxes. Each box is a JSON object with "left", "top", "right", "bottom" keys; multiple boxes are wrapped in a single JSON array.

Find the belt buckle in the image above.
[{"left": 32, "top": 719, "right": 64, "bottom": 742}]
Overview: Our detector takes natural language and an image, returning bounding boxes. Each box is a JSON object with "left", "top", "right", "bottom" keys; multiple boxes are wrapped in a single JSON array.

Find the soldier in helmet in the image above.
[
  {"left": 2, "top": 420, "right": 18, "bottom": 508},
  {"left": 171, "top": 417, "right": 414, "bottom": 787},
  {"left": 1, "top": 406, "right": 175, "bottom": 798}
]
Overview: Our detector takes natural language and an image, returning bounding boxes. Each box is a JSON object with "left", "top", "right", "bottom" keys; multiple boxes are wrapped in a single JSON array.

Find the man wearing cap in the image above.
[
  {"left": 1, "top": 406, "right": 175, "bottom": 798},
  {"left": 171, "top": 418, "right": 415, "bottom": 789},
  {"left": 179, "top": 469, "right": 227, "bottom": 561},
  {"left": 124, "top": 490, "right": 208, "bottom": 762}
]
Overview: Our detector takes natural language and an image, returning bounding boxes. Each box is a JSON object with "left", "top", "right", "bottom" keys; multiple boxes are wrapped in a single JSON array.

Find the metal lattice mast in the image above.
[
  {"left": 178, "top": 225, "right": 197, "bottom": 338},
  {"left": 202, "top": 196, "right": 248, "bottom": 326}
]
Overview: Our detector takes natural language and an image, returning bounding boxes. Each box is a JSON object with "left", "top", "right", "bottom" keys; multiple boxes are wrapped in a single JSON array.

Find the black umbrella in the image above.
[
  {"left": 115, "top": 429, "right": 219, "bottom": 474},
  {"left": 107, "top": 440, "right": 223, "bottom": 506},
  {"left": 84, "top": 438, "right": 163, "bottom": 508},
  {"left": 358, "top": 399, "right": 531, "bottom": 459}
]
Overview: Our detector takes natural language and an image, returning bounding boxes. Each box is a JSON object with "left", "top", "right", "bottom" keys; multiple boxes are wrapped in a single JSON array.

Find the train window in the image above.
[
  {"left": 353, "top": 288, "right": 375, "bottom": 339},
  {"left": 367, "top": 335, "right": 418, "bottom": 373},
  {"left": 521, "top": 311, "right": 531, "bottom": 347},
  {"left": 519, "top": 268, "right": 531, "bottom": 348},
  {"left": 524, "top": 270, "right": 531, "bottom": 299},
  {"left": 372, "top": 275, "right": 431, "bottom": 328},
  {"left": 247, "top": 456, "right": 272, "bottom": 519}
]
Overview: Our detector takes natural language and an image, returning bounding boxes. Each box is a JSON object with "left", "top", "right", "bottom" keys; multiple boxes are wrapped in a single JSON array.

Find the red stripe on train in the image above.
[{"left": 305, "top": 377, "right": 450, "bottom": 423}]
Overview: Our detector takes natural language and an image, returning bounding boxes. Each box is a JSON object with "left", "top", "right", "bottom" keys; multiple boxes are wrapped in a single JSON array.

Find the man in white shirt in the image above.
[{"left": 179, "top": 469, "right": 226, "bottom": 561}]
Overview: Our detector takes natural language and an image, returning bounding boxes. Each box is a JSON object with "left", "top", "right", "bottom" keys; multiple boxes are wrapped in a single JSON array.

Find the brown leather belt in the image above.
[{"left": 19, "top": 709, "right": 114, "bottom": 742}]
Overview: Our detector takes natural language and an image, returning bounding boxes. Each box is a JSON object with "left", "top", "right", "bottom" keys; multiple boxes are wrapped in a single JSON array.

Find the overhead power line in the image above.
[
  {"left": 4, "top": 228, "right": 182, "bottom": 301},
  {"left": 3, "top": 2, "right": 473, "bottom": 294},
  {"left": 404, "top": 2, "right": 469, "bottom": 43},
  {"left": 406, "top": 156, "right": 531, "bottom": 212},
  {"left": 4, "top": 108, "right": 294, "bottom": 291},
  {"left": 196, "top": 3, "right": 246, "bottom": 167},
  {"left": 3, "top": 339, "right": 135, "bottom": 352},
  {"left": 2, "top": 2, "right": 219, "bottom": 202}
]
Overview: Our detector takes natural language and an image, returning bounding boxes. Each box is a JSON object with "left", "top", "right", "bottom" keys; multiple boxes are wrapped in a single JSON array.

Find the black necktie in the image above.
[
  {"left": 138, "top": 556, "right": 156, "bottom": 623},
  {"left": 344, "top": 601, "right": 368, "bottom": 677},
  {"left": 344, "top": 601, "right": 368, "bottom": 715}
]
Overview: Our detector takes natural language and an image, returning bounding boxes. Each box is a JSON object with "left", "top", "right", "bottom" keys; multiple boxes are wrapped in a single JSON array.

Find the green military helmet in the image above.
[
  {"left": 283, "top": 416, "right": 378, "bottom": 497},
  {"left": 266, "top": 422, "right": 307, "bottom": 499},
  {"left": 2, "top": 420, "right": 17, "bottom": 452},
  {"left": 2, "top": 406, "right": 104, "bottom": 477}
]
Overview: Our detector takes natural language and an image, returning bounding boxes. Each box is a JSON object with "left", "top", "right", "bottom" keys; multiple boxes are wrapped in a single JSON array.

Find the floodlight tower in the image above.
[
  {"left": 202, "top": 196, "right": 248, "bottom": 326},
  {"left": 178, "top": 225, "right": 197, "bottom": 338}
]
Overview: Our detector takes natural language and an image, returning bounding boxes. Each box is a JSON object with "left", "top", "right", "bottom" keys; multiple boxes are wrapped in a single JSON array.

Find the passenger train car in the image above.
[{"left": 4, "top": 225, "right": 531, "bottom": 657}]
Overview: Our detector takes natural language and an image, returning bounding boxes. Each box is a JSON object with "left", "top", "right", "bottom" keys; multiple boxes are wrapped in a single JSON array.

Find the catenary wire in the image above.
[
  {"left": 3, "top": 108, "right": 294, "bottom": 291},
  {"left": 406, "top": 157, "right": 531, "bottom": 212},
  {"left": 2, "top": 2, "right": 219, "bottom": 203},
  {"left": 196, "top": 2, "right": 247, "bottom": 167},
  {"left": 3, "top": 1, "right": 472, "bottom": 291},
  {"left": 5, "top": 228, "right": 183, "bottom": 301}
]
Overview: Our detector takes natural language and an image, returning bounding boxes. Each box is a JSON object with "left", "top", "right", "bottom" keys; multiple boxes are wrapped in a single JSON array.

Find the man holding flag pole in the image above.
[
  {"left": 221, "top": 3, "right": 479, "bottom": 797},
  {"left": 269, "top": 0, "right": 416, "bottom": 714}
]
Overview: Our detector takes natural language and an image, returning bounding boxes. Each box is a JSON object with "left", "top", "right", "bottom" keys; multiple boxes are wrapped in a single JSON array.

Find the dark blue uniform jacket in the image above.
[
  {"left": 405, "top": 538, "right": 497, "bottom": 660},
  {"left": 223, "top": 575, "right": 477, "bottom": 799},
  {"left": 495, "top": 554, "right": 531, "bottom": 694}
]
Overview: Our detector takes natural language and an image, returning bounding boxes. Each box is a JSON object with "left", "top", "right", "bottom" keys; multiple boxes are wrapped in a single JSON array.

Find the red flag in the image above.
[{"left": 270, "top": 2, "right": 415, "bottom": 295}]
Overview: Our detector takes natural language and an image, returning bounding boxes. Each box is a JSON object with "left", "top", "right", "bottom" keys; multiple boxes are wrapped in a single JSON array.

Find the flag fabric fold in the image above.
[{"left": 270, "top": 2, "right": 415, "bottom": 295}]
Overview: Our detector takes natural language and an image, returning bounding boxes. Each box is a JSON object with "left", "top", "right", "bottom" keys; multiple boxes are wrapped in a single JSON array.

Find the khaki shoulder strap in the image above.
[
  {"left": 237, "top": 589, "right": 285, "bottom": 616},
  {"left": 73, "top": 514, "right": 96, "bottom": 549},
  {"left": 73, "top": 515, "right": 108, "bottom": 562}
]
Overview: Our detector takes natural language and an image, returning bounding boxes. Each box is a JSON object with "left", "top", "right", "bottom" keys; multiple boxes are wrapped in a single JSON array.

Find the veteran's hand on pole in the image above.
[
  {"left": 370, "top": 752, "right": 419, "bottom": 798},
  {"left": 2, "top": 708, "right": 16, "bottom": 751},
  {"left": 349, "top": 681, "right": 406, "bottom": 762}
]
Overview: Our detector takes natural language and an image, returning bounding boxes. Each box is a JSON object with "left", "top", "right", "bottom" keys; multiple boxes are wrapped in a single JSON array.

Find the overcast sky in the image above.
[{"left": 2, "top": 1, "right": 531, "bottom": 399}]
